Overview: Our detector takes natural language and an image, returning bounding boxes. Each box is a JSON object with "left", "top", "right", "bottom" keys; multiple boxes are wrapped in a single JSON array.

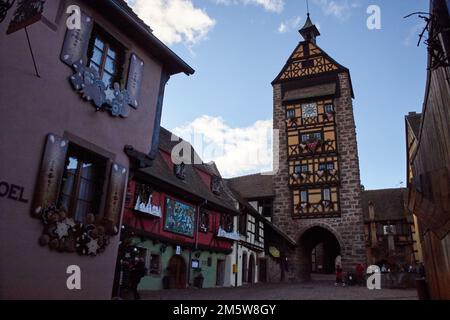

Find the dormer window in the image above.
[
  {"left": 174, "top": 162, "right": 186, "bottom": 180},
  {"left": 211, "top": 176, "right": 221, "bottom": 195},
  {"left": 87, "top": 25, "right": 125, "bottom": 88}
]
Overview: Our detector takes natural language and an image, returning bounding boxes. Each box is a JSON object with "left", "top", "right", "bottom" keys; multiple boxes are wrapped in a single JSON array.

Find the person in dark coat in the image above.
[{"left": 129, "top": 252, "right": 147, "bottom": 300}]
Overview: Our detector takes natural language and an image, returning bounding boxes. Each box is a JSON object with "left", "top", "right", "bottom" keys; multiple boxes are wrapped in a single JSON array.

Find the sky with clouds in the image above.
[{"left": 126, "top": 0, "right": 429, "bottom": 189}]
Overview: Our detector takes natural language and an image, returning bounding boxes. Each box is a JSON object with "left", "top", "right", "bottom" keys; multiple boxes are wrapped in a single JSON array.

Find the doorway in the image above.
[
  {"left": 216, "top": 259, "right": 225, "bottom": 286},
  {"left": 248, "top": 254, "right": 255, "bottom": 284},
  {"left": 168, "top": 255, "right": 187, "bottom": 289},
  {"left": 242, "top": 252, "right": 248, "bottom": 283},
  {"left": 258, "top": 258, "right": 267, "bottom": 282}
]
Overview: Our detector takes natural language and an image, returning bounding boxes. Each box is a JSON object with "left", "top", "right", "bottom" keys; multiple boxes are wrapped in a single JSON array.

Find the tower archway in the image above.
[{"left": 297, "top": 225, "right": 341, "bottom": 281}]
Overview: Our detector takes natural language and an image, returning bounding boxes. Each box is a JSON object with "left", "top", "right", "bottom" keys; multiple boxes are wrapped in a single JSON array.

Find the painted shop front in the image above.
[
  {"left": 0, "top": 0, "right": 192, "bottom": 299},
  {"left": 116, "top": 128, "right": 239, "bottom": 292}
]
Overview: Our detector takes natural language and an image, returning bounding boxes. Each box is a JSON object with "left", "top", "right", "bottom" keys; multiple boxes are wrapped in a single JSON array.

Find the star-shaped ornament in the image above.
[
  {"left": 55, "top": 222, "right": 69, "bottom": 239},
  {"left": 63, "top": 218, "right": 76, "bottom": 228},
  {"left": 86, "top": 238, "right": 100, "bottom": 255}
]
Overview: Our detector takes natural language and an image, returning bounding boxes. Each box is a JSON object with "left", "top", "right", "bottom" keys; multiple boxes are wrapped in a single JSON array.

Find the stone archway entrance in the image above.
[{"left": 298, "top": 226, "right": 341, "bottom": 281}]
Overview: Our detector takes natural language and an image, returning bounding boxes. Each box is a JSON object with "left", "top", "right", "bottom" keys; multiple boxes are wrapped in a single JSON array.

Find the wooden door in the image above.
[
  {"left": 248, "top": 255, "right": 255, "bottom": 284},
  {"left": 216, "top": 259, "right": 225, "bottom": 286},
  {"left": 258, "top": 258, "right": 267, "bottom": 282},
  {"left": 168, "top": 255, "right": 186, "bottom": 289},
  {"left": 242, "top": 253, "right": 248, "bottom": 283}
]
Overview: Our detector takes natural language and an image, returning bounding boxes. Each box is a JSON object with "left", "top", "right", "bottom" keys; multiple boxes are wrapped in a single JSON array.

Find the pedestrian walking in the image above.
[
  {"left": 129, "top": 251, "right": 147, "bottom": 300},
  {"left": 355, "top": 263, "right": 365, "bottom": 285},
  {"left": 335, "top": 266, "right": 345, "bottom": 286}
]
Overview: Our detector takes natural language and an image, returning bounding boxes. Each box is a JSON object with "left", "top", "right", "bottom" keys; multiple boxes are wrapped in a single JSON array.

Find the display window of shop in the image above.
[
  {"left": 58, "top": 144, "right": 107, "bottom": 223},
  {"left": 148, "top": 252, "right": 161, "bottom": 276},
  {"left": 31, "top": 133, "right": 127, "bottom": 256}
]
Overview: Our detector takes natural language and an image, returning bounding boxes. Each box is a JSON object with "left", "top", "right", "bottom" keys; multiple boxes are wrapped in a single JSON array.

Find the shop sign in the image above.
[
  {"left": 0, "top": 180, "right": 29, "bottom": 203},
  {"left": 217, "top": 227, "right": 240, "bottom": 241}
]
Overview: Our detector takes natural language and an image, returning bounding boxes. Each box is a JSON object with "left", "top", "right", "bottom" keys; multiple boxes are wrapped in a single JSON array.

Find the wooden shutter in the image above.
[
  {"left": 60, "top": 11, "right": 94, "bottom": 66},
  {"left": 126, "top": 53, "right": 144, "bottom": 108},
  {"left": 32, "top": 133, "right": 69, "bottom": 217},
  {"left": 104, "top": 162, "right": 128, "bottom": 235}
]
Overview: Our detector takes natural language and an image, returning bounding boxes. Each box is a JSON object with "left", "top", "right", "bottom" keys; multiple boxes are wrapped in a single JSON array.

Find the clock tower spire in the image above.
[{"left": 299, "top": 13, "right": 320, "bottom": 44}]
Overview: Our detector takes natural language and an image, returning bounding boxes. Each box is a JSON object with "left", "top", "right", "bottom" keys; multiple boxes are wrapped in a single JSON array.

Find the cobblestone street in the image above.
[{"left": 139, "top": 276, "right": 418, "bottom": 300}]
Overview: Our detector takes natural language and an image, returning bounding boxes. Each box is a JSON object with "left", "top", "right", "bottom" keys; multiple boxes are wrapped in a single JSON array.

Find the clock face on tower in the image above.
[{"left": 302, "top": 103, "right": 318, "bottom": 118}]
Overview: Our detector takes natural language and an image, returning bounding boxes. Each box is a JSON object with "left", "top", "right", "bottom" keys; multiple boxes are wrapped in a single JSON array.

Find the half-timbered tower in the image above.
[{"left": 272, "top": 14, "right": 366, "bottom": 280}]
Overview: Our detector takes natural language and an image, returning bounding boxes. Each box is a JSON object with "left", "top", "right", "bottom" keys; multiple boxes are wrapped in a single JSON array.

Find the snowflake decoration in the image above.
[
  {"left": 69, "top": 61, "right": 132, "bottom": 117},
  {"left": 63, "top": 218, "right": 76, "bottom": 228},
  {"left": 70, "top": 60, "right": 106, "bottom": 109},
  {"left": 55, "top": 221, "right": 69, "bottom": 239},
  {"left": 86, "top": 238, "right": 100, "bottom": 255},
  {"left": 105, "top": 83, "right": 131, "bottom": 117}
]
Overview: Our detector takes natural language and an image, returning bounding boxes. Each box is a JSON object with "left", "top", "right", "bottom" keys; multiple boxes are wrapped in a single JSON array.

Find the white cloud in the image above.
[
  {"left": 278, "top": 16, "right": 301, "bottom": 33},
  {"left": 311, "top": 0, "right": 360, "bottom": 21},
  {"left": 172, "top": 116, "right": 273, "bottom": 177},
  {"left": 126, "top": 0, "right": 216, "bottom": 46},
  {"left": 214, "top": 0, "right": 284, "bottom": 13}
]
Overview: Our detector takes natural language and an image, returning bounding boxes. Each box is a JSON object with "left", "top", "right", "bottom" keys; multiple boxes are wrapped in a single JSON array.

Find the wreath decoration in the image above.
[{"left": 36, "top": 205, "right": 114, "bottom": 256}]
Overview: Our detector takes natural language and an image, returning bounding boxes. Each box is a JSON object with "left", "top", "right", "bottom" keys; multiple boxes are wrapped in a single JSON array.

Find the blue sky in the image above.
[{"left": 128, "top": 0, "right": 429, "bottom": 190}]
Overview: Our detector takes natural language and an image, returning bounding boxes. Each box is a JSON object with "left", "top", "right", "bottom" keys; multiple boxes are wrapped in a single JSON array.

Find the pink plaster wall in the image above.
[{"left": 0, "top": 0, "right": 167, "bottom": 299}]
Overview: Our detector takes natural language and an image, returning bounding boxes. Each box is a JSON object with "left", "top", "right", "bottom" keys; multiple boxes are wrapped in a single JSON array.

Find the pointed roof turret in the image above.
[{"left": 299, "top": 13, "right": 320, "bottom": 44}]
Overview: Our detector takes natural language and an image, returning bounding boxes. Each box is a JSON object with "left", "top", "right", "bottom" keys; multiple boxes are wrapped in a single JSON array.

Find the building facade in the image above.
[
  {"left": 118, "top": 128, "right": 239, "bottom": 292},
  {"left": 405, "top": 112, "right": 424, "bottom": 264},
  {"left": 361, "top": 189, "right": 416, "bottom": 267},
  {"left": 0, "top": 0, "right": 192, "bottom": 299},
  {"left": 406, "top": 0, "right": 450, "bottom": 300},
  {"left": 271, "top": 14, "right": 366, "bottom": 280},
  {"left": 225, "top": 186, "right": 266, "bottom": 286}
]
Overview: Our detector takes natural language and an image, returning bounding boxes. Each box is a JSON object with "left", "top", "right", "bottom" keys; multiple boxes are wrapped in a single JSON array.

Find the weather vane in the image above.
[{"left": 306, "top": 0, "right": 310, "bottom": 15}]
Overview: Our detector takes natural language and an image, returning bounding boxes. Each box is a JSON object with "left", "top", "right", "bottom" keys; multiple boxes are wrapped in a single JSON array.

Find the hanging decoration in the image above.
[
  {"left": 322, "top": 200, "right": 333, "bottom": 209},
  {"left": 0, "top": 0, "right": 15, "bottom": 24},
  {"left": 6, "top": 0, "right": 44, "bottom": 34},
  {"left": 285, "top": 117, "right": 298, "bottom": 128},
  {"left": 306, "top": 138, "right": 322, "bottom": 153},
  {"left": 69, "top": 59, "right": 132, "bottom": 117},
  {"left": 134, "top": 183, "right": 161, "bottom": 217},
  {"left": 36, "top": 205, "right": 113, "bottom": 256}
]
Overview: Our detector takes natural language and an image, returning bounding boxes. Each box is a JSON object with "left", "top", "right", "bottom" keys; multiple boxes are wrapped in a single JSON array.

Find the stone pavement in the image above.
[{"left": 139, "top": 276, "right": 418, "bottom": 300}]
